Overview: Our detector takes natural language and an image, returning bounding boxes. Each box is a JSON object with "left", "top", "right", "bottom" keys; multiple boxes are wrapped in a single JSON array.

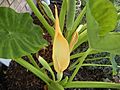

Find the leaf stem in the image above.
[
  {"left": 65, "top": 81, "right": 120, "bottom": 89},
  {"left": 27, "top": 54, "right": 40, "bottom": 70},
  {"left": 14, "top": 58, "right": 52, "bottom": 85},
  {"left": 69, "top": 48, "right": 92, "bottom": 81},
  {"left": 26, "top": 0, "right": 54, "bottom": 38},
  {"left": 67, "top": 6, "right": 86, "bottom": 41}
]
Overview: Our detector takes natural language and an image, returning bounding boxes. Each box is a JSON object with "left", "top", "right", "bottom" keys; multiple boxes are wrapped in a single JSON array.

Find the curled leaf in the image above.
[
  {"left": 70, "top": 25, "right": 83, "bottom": 52},
  {"left": 38, "top": 56, "right": 55, "bottom": 81},
  {"left": 70, "top": 31, "right": 78, "bottom": 53},
  {"left": 52, "top": 5, "right": 70, "bottom": 73},
  {"left": 42, "top": 1, "right": 55, "bottom": 22}
]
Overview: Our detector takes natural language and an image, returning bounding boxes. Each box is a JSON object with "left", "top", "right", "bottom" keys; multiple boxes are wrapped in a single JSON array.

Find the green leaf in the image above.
[
  {"left": 67, "top": 6, "right": 86, "bottom": 41},
  {"left": 59, "top": 0, "right": 68, "bottom": 32},
  {"left": 110, "top": 0, "right": 115, "bottom": 3},
  {"left": 38, "top": 56, "right": 55, "bottom": 81},
  {"left": 88, "top": 0, "right": 117, "bottom": 36},
  {"left": 86, "top": 0, "right": 120, "bottom": 55},
  {"left": 42, "top": 1, "right": 55, "bottom": 22},
  {"left": 66, "top": 0, "right": 76, "bottom": 31},
  {"left": 0, "top": 7, "right": 47, "bottom": 59}
]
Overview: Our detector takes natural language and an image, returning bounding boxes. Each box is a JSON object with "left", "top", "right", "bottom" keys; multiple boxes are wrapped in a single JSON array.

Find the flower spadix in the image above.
[{"left": 52, "top": 5, "right": 70, "bottom": 73}]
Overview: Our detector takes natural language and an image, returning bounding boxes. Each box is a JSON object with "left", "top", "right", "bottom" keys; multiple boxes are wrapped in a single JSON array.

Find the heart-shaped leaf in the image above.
[
  {"left": 88, "top": 0, "right": 117, "bottom": 36},
  {"left": 86, "top": 0, "right": 120, "bottom": 55},
  {"left": 0, "top": 7, "right": 47, "bottom": 59}
]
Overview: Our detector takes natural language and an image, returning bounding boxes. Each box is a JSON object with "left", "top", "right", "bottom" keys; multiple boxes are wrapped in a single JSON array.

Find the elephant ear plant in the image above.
[{"left": 0, "top": 0, "right": 120, "bottom": 89}]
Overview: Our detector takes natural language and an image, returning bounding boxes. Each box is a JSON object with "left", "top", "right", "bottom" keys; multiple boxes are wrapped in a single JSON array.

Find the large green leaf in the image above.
[
  {"left": 88, "top": 0, "right": 117, "bottom": 36},
  {"left": 86, "top": 0, "right": 120, "bottom": 55},
  {"left": 0, "top": 7, "right": 47, "bottom": 59}
]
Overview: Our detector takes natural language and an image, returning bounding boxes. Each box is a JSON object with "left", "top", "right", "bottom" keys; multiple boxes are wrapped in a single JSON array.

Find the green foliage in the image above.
[
  {"left": 38, "top": 56, "right": 55, "bottom": 81},
  {"left": 66, "top": 0, "right": 76, "bottom": 31},
  {"left": 42, "top": 1, "right": 55, "bottom": 22},
  {"left": 59, "top": 0, "right": 67, "bottom": 32},
  {"left": 67, "top": 6, "right": 86, "bottom": 41},
  {"left": 88, "top": 0, "right": 117, "bottom": 36},
  {"left": 86, "top": 0, "right": 120, "bottom": 55},
  {"left": 0, "top": 7, "right": 47, "bottom": 59}
]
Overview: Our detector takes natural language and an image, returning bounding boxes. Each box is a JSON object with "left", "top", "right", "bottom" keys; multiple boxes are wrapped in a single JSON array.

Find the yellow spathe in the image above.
[{"left": 52, "top": 5, "right": 70, "bottom": 73}]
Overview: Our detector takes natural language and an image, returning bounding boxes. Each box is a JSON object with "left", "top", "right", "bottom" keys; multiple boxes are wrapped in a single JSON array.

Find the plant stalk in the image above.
[
  {"left": 69, "top": 48, "right": 92, "bottom": 81},
  {"left": 14, "top": 58, "right": 51, "bottom": 85},
  {"left": 27, "top": 55, "right": 40, "bottom": 70},
  {"left": 26, "top": 0, "right": 54, "bottom": 38},
  {"left": 65, "top": 81, "right": 120, "bottom": 89}
]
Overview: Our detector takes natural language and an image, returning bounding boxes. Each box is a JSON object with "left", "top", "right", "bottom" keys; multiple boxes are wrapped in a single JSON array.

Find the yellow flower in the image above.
[{"left": 52, "top": 5, "right": 70, "bottom": 73}]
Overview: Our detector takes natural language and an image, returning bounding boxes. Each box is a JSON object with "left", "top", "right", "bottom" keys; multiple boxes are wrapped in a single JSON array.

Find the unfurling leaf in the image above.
[
  {"left": 38, "top": 56, "right": 55, "bottom": 80},
  {"left": 52, "top": 5, "right": 70, "bottom": 73}
]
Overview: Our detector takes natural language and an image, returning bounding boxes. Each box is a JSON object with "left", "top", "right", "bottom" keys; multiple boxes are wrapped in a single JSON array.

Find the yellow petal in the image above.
[
  {"left": 52, "top": 5, "right": 70, "bottom": 73},
  {"left": 69, "top": 31, "right": 78, "bottom": 53}
]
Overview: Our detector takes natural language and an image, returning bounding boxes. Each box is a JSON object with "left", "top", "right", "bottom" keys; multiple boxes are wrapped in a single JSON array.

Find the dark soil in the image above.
[{"left": 0, "top": 0, "right": 120, "bottom": 90}]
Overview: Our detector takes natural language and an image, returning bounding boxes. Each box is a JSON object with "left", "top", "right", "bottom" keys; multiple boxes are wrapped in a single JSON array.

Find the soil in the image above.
[{"left": 0, "top": 0, "right": 120, "bottom": 90}]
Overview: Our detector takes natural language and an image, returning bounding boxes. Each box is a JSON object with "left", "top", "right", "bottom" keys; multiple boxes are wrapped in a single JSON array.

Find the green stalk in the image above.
[
  {"left": 86, "top": 56, "right": 110, "bottom": 61},
  {"left": 26, "top": 0, "right": 54, "bottom": 38},
  {"left": 110, "top": 54, "right": 118, "bottom": 75},
  {"left": 69, "top": 48, "right": 92, "bottom": 81},
  {"left": 59, "top": 0, "right": 68, "bottom": 32},
  {"left": 65, "top": 81, "right": 120, "bottom": 88},
  {"left": 69, "top": 60, "right": 79, "bottom": 71},
  {"left": 14, "top": 58, "right": 51, "bottom": 85},
  {"left": 82, "top": 64, "right": 120, "bottom": 67},
  {"left": 70, "top": 52, "right": 84, "bottom": 59},
  {"left": 27, "top": 55, "right": 40, "bottom": 70},
  {"left": 66, "top": 0, "right": 76, "bottom": 31},
  {"left": 67, "top": 6, "right": 86, "bottom": 41},
  {"left": 70, "top": 49, "right": 100, "bottom": 60},
  {"left": 72, "top": 6, "right": 86, "bottom": 35},
  {"left": 70, "top": 63, "right": 120, "bottom": 72}
]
